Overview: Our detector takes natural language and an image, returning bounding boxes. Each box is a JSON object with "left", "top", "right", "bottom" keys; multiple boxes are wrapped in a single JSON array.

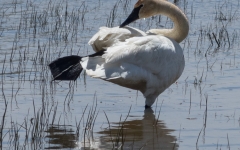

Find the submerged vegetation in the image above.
[{"left": 0, "top": 0, "right": 240, "bottom": 149}]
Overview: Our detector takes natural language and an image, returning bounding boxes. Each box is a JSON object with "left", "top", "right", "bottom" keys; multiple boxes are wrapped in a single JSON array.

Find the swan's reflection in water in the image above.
[
  {"left": 96, "top": 108, "right": 178, "bottom": 150},
  {"left": 45, "top": 125, "right": 77, "bottom": 149},
  {"left": 44, "top": 109, "right": 178, "bottom": 150}
]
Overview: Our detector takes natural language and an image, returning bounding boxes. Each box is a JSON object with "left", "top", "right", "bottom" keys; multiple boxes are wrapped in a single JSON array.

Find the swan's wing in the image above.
[
  {"left": 88, "top": 26, "right": 146, "bottom": 52},
  {"left": 82, "top": 35, "right": 184, "bottom": 85},
  {"left": 103, "top": 35, "right": 184, "bottom": 77}
]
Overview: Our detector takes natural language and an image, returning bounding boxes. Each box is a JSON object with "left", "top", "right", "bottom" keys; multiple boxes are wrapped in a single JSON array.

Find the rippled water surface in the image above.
[{"left": 0, "top": 0, "right": 240, "bottom": 149}]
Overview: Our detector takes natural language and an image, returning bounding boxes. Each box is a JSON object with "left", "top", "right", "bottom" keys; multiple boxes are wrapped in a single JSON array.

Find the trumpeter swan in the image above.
[{"left": 49, "top": 0, "right": 189, "bottom": 108}]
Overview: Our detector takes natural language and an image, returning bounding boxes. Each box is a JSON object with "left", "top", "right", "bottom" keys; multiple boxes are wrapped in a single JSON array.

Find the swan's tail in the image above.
[{"left": 48, "top": 55, "right": 82, "bottom": 81}]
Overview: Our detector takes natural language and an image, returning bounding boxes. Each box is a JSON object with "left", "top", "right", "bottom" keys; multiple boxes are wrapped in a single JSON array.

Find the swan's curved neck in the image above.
[{"left": 147, "top": 1, "right": 189, "bottom": 43}]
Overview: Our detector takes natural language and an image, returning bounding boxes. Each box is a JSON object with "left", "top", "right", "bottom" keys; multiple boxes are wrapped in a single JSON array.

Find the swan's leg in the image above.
[
  {"left": 144, "top": 85, "right": 165, "bottom": 108},
  {"left": 145, "top": 105, "right": 152, "bottom": 109},
  {"left": 145, "top": 95, "right": 158, "bottom": 108}
]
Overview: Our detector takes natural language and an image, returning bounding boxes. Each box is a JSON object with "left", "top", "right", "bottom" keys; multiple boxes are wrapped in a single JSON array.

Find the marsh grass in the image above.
[
  {"left": 103, "top": 106, "right": 132, "bottom": 149},
  {"left": 0, "top": 0, "right": 240, "bottom": 149},
  {"left": 0, "top": 0, "right": 93, "bottom": 148}
]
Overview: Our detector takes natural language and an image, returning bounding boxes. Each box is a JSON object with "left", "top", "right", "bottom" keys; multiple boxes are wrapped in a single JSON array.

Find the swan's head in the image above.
[{"left": 120, "top": 0, "right": 161, "bottom": 27}]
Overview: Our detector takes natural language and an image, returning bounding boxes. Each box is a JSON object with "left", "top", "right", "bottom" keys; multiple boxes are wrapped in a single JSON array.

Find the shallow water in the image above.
[{"left": 0, "top": 0, "right": 240, "bottom": 149}]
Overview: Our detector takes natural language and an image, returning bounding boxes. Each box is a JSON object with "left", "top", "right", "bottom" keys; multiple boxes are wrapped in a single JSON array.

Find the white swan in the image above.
[{"left": 49, "top": 0, "right": 189, "bottom": 108}]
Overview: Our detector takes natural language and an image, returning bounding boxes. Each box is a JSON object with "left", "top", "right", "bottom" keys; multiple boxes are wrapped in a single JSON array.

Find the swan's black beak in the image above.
[{"left": 119, "top": 5, "right": 143, "bottom": 28}]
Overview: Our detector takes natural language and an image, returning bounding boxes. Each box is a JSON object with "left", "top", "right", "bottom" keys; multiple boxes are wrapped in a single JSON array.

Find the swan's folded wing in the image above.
[
  {"left": 81, "top": 56, "right": 122, "bottom": 79},
  {"left": 88, "top": 26, "right": 146, "bottom": 52},
  {"left": 103, "top": 35, "right": 181, "bottom": 73},
  {"left": 82, "top": 35, "right": 184, "bottom": 87}
]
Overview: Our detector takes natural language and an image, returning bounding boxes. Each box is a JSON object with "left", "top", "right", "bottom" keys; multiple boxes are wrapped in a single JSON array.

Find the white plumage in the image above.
[
  {"left": 81, "top": 30, "right": 185, "bottom": 106},
  {"left": 49, "top": 0, "right": 189, "bottom": 107}
]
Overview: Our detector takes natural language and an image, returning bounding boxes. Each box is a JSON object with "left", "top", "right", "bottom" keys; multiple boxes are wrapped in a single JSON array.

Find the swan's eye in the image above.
[
  {"left": 134, "top": 0, "right": 144, "bottom": 8},
  {"left": 137, "top": 4, "right": 144, "bottom": 9}
]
